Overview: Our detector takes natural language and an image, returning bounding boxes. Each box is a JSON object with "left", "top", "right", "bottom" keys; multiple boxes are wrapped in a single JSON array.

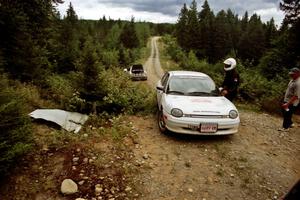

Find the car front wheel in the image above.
[{"left": 158, "top": 109, "right": 167, "bottom": 133}]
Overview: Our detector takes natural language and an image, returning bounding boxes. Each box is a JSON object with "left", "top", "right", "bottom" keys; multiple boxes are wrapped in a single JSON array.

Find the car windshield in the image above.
[{"left": 167, "top": 76, "right": 218, "bottom": 96}]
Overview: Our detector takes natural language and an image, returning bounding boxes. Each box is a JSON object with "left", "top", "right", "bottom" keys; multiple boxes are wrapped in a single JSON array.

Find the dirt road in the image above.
[
  {"left": 131, "top": 37, "right": 300, "bottom": 200},
  {"left": 144, "top": 36, "right": 164, "bottom": 88}
]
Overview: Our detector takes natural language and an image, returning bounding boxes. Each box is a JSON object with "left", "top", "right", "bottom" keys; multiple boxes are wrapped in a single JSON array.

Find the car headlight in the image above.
[
  {"left": 171, "top": 108, "right": 183, "bottom": 118},
  {"left": 229, "top": 110, "right": 238, "bottom": 119}
]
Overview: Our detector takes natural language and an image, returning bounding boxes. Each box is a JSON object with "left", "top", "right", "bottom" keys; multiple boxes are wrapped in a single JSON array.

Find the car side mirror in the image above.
[{"left": 156, "top": 86, "right": 164, "bottom": 91}]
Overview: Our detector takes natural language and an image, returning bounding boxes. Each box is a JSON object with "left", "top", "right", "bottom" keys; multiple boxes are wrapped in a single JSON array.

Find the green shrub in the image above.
[
  {"left": 101, "top": 50, "right": 119, "bottom": 68},
  {"left": 99, "top": 68, "right": 156, "bottom": 114},
  {"left": 0, "top": 75, "right": 32, "bottom": 177},
  {"left": 118, "top": 46, "right": 131, "bottom": 67},
  {"left": 162, "top": 35, "right": 186, "bottom": 63},
  {"left": 259, "top": 76, "right": 287, "bottom": 114},
  {"left": 44, "top": 74, "right": 74, "bottom": 109},
  {"left": 180, "top": 51, "right": 200, "bottom": 71},
  {"left": 258, "top": 49, "right": 286, "bottom": 80}
]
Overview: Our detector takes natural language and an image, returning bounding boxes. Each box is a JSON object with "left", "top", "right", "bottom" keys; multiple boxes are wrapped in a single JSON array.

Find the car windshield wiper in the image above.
[
  {"left": 210, "top": 91, "right": 220, "bottom": 96},
  {"left": 167, "top": 90, "right": 185, "bottom": 95},
  {"left": 187, "top": 91, "right": 212, "bottom": 96}
]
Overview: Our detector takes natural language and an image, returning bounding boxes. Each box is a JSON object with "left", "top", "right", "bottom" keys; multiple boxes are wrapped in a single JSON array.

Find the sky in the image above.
[{"left": 56, "top": 0, "right": 285, "bottom": 27}]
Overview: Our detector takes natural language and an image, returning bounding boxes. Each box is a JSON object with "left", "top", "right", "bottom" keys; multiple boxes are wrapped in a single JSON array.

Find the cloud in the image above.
[
  {"left": 253, "top": 7, "right": 285, "bottom": 27},
  {"left": 94, "top": 0, "right": 185, "bottom": 16},
  {"left": 57, "top": 0, "right": 284, "bottom": 25},
  {"left": 57, "top": 0, "right": 178, "bottom": 23}
]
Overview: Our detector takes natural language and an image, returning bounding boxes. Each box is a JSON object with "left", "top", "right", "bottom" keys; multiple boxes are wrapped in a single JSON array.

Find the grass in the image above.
[
  {"left": 136, "top": 38, "right": 152, "bottom": 65},
  {"left": 235, "top": 102, "right": 263, "bottom": 113},
  {"left": 156, "top": 37, "right": 180, "bottom": 72}
]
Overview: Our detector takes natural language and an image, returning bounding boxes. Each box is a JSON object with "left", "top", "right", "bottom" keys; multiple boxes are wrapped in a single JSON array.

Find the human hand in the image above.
[
  {"left": 221, "top": 89, "right": 228, "bottom": 96},
  {"left": 282, "top": 103, "right": 289, "bottom": 111}
]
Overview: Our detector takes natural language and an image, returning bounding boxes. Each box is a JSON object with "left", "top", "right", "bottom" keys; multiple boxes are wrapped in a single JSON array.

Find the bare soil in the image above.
[
  {"left": 130, "top": 112, "right": 299, "bottom": 200},
  {"left": 0, "top": 37, "right": 299, "bottom": 200}
]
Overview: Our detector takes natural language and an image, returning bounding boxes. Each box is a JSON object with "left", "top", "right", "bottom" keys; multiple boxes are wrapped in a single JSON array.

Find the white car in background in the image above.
[
  {"left": 156, "top": 71, "right": 240, "bottom": 135},
  {"left": 124, "top": 64, "right": 147, "bottom": 81}
]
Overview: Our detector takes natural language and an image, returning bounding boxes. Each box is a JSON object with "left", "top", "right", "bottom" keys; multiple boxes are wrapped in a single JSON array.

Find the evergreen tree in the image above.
[
  {"left": 176, "top": 3, "right": 189, "bottom": 50},
  {"left": 226, "top": 9, "right": 240, "bottom": 57},
  {"left": 212, "top": 10, "right": 231, "bottom": 62},
  {"left": 119, "top": 17, "right": 140, "bottom": 49},
  {"left": 56, "top": 2, "right": 80, "bottom": 73},
  {"left": 136, "top": 23, "right": 151, "bottom": 47},
  {"left": 80, "top": 39, "right": 104, "bottom": 113},
  {"left": 186, "top": 0, "right": 200, "bottom": 51},
  {"left": 118, "top": 45, "right": 131, "bottom": 67},
  {"left": 280, "top": 0, "right": 300, "bottom": 24},
  {"left": 238, "top": 14, "right": 266, "bottom": 65},
  {"left": 105, "top": 24, "right": 122, "bottom": 49},
  {"left": 66, "top": 2, "right": 78, "bottom": 24},
  {"left": 0, "top": 0, "right": 62, "bottom": 82},
  {"left": 280, "top": 0, "right": 300, "bottom": 67},
  {"left": 198, "top": 0, "right": 215, "bottom": 61},
  {"left": 265, "top": 18, "right": 277, "bottom": 48},
  {"left": 0, "top": 75, "right": 32, "bottom": 177},
  {"left": 241, "top": 11, "right": 249, "bottom": 31}
]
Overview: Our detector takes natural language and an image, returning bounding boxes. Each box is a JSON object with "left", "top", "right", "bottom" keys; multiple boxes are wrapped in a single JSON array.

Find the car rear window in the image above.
[
  {"left": 132, "top": 64, "right": 144, "bottom": 73},
  {"left": 132, "top": 64, "right": 143, "bottom": 70}
]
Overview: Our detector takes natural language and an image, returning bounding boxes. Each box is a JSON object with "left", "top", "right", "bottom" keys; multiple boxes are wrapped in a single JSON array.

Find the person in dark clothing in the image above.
[{"left": 220, "top": 58, "right": 240, "bottom": 101}]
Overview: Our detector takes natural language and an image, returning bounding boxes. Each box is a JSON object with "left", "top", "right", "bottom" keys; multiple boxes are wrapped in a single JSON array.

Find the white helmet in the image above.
[{"left": 223, "top": 58, "right": 236, "bottom": 71}]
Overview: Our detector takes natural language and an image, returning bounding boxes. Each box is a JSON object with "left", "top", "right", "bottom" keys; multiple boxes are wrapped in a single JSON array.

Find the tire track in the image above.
[{"left": 144, "top": 37, "right": 164, "bottom": 88}]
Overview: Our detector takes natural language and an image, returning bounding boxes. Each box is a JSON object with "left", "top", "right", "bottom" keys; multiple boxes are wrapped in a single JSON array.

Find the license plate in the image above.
[{"left": 200, "top": 123, "right": 218, "bottom": 133}]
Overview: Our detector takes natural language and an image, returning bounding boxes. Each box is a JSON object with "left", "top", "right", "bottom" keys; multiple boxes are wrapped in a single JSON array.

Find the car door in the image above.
[{"left": 156, "top": 72, "right": 169, "bottom": 109}]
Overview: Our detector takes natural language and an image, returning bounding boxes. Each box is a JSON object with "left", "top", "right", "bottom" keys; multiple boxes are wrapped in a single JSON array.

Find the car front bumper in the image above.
[{"left": 163, "top": 110, "right": 240, "bottom": 135}]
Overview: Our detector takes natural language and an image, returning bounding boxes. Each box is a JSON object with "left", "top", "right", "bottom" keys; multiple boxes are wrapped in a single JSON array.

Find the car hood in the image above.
[{"left": 165, "top": 95, "right": 237, "bottom": 115}]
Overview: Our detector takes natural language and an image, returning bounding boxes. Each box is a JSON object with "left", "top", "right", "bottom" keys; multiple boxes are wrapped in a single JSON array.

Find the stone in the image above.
[
  {"left": 188, "top": 188, "right": 193, "bottom": 193},
  {"left": 73, "top": 157, "right": 80, "bottom": 162},
  {"left": 42, "top": 145, "right": 49, "bottom": 151},
  {"left": 207, "top": 177, "right": 213, "bottom": 184},
  {"left": 143, "top": 154, "right": 149, "bottom": 159},
  {"left": 83, "top": 158, "right": 89, "bottom": 164},
  {"left": 78, "top": 180, "right": 85, "bottom": 185},
  {"left": 95, "top": 187, "right": 103, "bottom": 194},
  {"left": 95, "top": 184, "right": 103, "bottom": 194},
  {"left": 61, "top": 179, "right": 78, "bottom": 195},
  {"left": 75, "top": 198, "right": 86, "bottom": 200},
  {"left": 125, "top": 186, "right": 132, "bottom": 192}
]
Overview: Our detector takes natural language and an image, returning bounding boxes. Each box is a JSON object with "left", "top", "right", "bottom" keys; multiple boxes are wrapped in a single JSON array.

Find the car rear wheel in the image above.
[{"left": 158, "top": 109, "right": 167, "bottom": 133}]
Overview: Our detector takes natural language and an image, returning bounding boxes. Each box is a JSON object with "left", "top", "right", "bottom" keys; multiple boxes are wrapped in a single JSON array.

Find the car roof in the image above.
[{"left": 168, "top": 70, "right": 209, "bottom": 78}]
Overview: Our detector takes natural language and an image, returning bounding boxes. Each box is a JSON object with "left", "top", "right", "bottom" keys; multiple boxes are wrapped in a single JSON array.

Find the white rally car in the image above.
[{"left": 156, "top": 71, "right": 240, "bottom": 135}]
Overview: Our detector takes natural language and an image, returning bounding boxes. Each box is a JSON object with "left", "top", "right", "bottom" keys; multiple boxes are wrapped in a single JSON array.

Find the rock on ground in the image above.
[{"left": 61, "top": 179, "right": 78, "bottom": 195}]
